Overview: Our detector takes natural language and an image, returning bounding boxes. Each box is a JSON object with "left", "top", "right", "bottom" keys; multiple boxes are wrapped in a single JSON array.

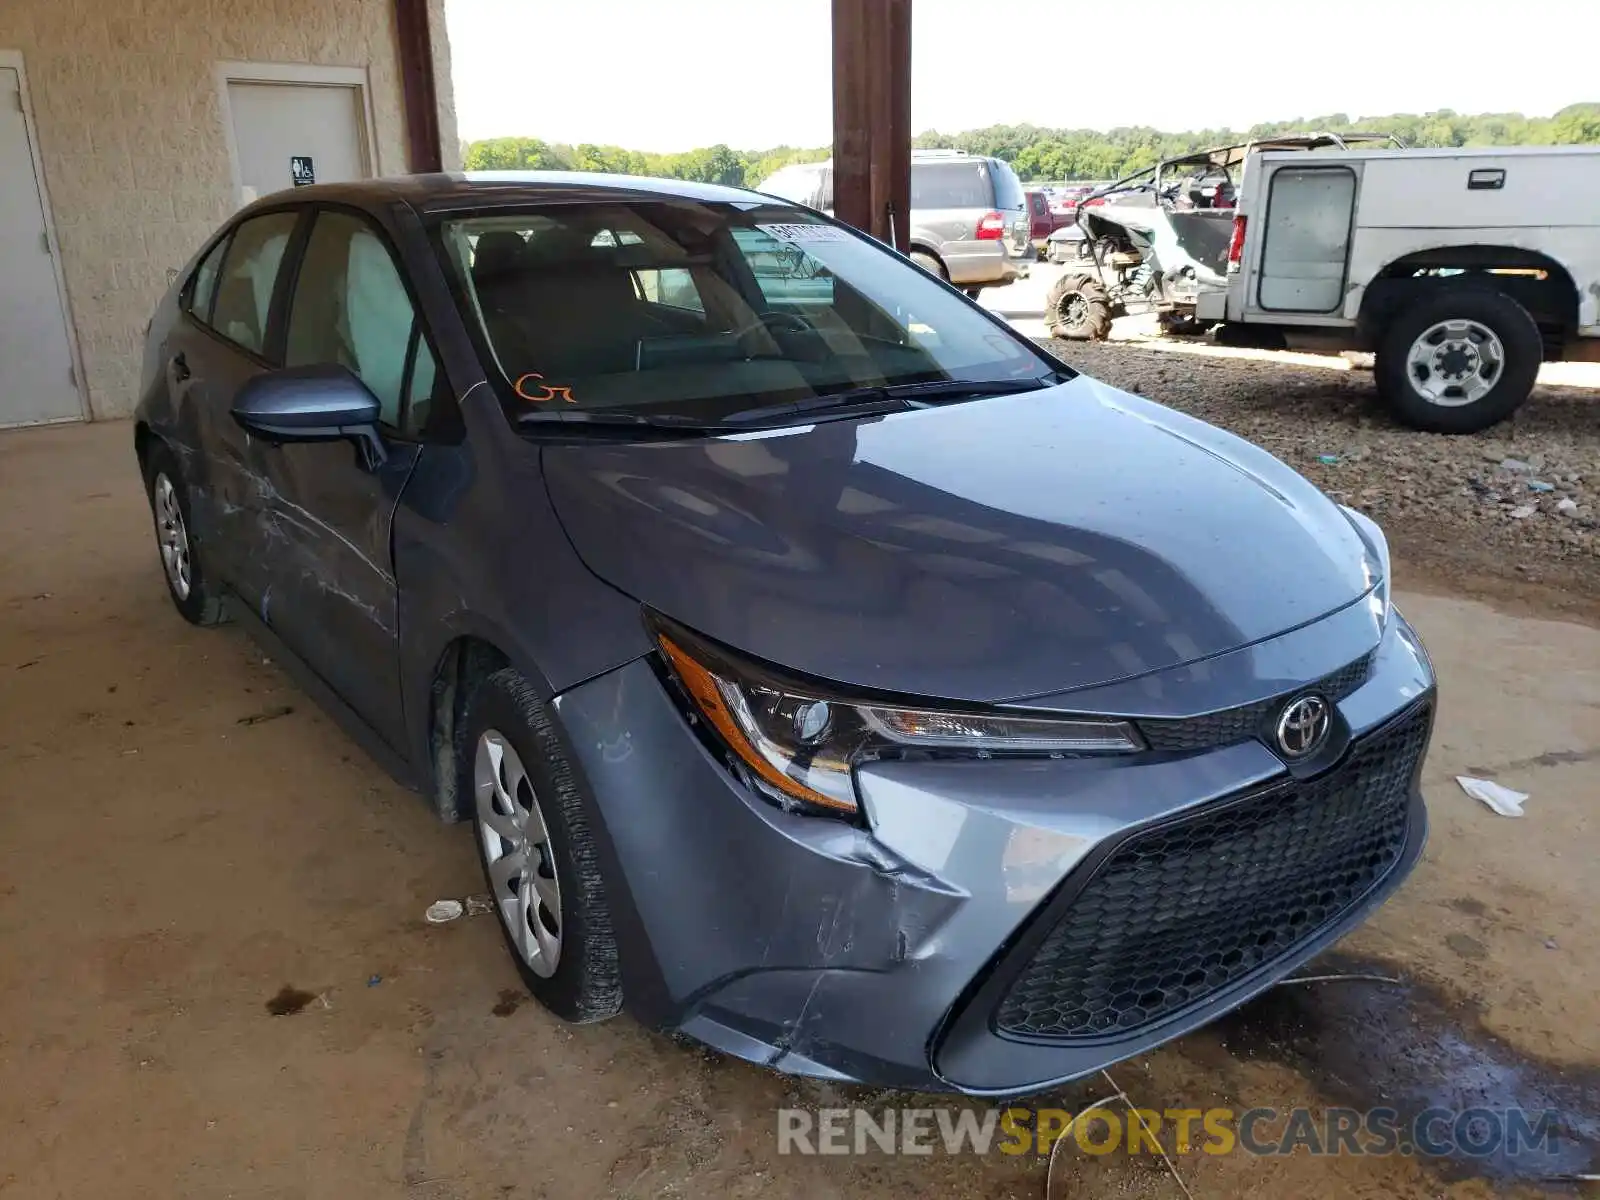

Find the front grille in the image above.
[
  {"left": 1138, "top": 652, "right": 1375, "bottom": 753},
  {"left": 994, "top": 703, "right": 1429, "bottom": 1042}
]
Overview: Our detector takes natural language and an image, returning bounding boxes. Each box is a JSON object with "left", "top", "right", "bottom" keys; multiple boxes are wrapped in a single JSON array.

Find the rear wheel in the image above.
[
  {"left": 1375, "top": 285, "right": 1541, "bottom": 434},
  {"left": 1158, "top": 311, "right": 1206, "bottom": 338},
  {"left": 1045, "top": 273, "right": 1113, "bottom": 340},
  {"left": 909, "top": 250, "right": 945, "bottom": 280},
  {"left": 142, "top": 443, "right": 225, "bottom": 626}
]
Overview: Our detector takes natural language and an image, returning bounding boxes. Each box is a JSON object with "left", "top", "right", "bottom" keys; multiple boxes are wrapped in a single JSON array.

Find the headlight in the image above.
[
  {"left": 654, "top": 621, "right": 1142, "bottom": 818},
  {"left": 1340, "top": 505, "right": 1392, "bottom": 626}
]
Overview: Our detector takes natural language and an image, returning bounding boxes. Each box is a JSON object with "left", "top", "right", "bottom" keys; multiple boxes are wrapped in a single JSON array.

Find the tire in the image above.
[
  {"left": 909, "top": 250, "right": 946, "bottom": 280},
  {"left": 1158, "top": 311, "right": 1206, "bottom": 338},
  {"left": 142, "top": 442, "right": 226, "bottom": 626},
  {"left": 1375, "top": 286, "right": 1541, "bottom": 434},
  {"left": 460, "top": 667, "right": 622, "bottom": 1024},
  {"left": 1045, "top": 273, "right": 1113, "bottom": 340}
]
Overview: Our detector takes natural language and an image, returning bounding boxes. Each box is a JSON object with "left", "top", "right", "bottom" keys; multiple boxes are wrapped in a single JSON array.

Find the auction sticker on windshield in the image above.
[{"left": 757, "top": 224, "right": 850, "bottom": 243}]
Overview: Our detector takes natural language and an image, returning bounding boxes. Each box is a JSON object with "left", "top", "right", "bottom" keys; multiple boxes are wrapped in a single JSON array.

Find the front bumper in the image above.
[{"left": 552, "top": 604, "right": 1435, "bottom": 1097}]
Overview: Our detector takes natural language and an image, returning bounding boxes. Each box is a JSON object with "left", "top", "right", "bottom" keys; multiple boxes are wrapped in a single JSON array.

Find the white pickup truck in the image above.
[{"left": 1196, "top": 144, "right": 1600, "bottom": 432}]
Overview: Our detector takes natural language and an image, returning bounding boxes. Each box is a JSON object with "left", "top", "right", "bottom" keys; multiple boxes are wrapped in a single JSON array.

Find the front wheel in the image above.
[
  {"left": 1375, "top": 286, "right": 1541, "bottom": 434},
  {"left": 1045, "top": 273, "right": 1113, "bottom": 340},
  {"left": 461, "top": 667, "right": 623, "bottom": 1023}
]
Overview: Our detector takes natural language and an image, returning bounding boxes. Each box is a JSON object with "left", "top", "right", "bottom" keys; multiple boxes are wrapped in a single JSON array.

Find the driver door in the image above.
[{"left": 249, "top": 208, "right": 438, "bottom": 748}]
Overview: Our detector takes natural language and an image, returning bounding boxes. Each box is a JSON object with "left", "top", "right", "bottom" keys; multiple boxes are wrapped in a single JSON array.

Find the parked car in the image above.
[
  {"left": 136, "top": 171, "right": 1435, "bottom": 1098},
  {"left": 1044, "top": 135, "right": 1394, "bottom": 340},
  {"left": 1024, "top": 188, "right": 1063, "bottom": 256},
  {"left": 1197, "top": 140, "right": 1600, "bottom": 432},
  {"left": 759, "top": 150, "right": 1031, "bottom": 296}
]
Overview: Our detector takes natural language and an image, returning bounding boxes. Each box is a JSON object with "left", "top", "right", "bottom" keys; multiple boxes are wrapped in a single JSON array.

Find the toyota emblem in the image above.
[{"left": 1275, "top": 694, "right": 1330, "bottom": 759}]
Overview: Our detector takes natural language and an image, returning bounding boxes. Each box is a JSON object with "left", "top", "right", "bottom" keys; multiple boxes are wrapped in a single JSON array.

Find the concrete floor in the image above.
[{"left": 1, "top": 419, "right": 1595, "bottom": 1199}]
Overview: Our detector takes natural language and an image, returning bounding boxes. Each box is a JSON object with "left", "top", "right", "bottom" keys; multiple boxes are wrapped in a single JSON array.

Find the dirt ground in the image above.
[{"left": 1, "top": 417, "right": 1596, "bottom": 1200}]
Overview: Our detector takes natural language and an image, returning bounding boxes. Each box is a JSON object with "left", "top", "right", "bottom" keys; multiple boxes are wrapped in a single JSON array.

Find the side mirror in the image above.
[{"left": 232, "top": 365, "right": 387, "bottom": 468}]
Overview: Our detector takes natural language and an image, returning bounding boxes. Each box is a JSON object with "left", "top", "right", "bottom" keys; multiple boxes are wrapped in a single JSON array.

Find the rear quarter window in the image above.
[
  {"left": 184, "top": 236, "right": 229, "bottom": 322},
  {"left": 911, "top": 162, "right": 992, "bottom": 209},
  {"left": 989, "top": 159, "right": 1026, "bottom": 212}
]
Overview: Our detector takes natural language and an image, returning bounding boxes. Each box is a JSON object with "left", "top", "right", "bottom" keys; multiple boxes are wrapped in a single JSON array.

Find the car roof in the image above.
[{"left": 235, "top": 171, "right": 774, "bottom": 217}]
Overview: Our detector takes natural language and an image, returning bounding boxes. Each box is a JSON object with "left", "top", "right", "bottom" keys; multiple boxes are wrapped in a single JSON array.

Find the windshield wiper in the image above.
[
  {"left": 716, "top": 391, "right": 913, "bottom": 426},
  {"left": 875, "top": 377, "right": 1056, "bottom": 406},
  {"left": 722, "top": 377, "right": 1056, "bottom": 424},
  {"left": 516, "top": 408, "right": 716, "bottom": 432}
]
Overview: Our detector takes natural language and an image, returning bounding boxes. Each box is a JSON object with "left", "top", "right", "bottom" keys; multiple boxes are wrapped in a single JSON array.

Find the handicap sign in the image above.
[{"left": 290, "top": 156, "right": 315, "bottom": 187}]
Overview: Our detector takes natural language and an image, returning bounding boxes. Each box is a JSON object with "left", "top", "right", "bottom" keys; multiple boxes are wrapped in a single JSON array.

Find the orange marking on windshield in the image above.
[{"left": 514, "top": 373, "right": 577, "bottom": 404}]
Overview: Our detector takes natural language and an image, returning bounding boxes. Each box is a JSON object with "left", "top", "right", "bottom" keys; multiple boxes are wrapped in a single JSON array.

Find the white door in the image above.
[
  {"left": 226, "top": 80, "right": 370, "bottom": 207},
  {"left": 1248, "top": 163, "right": 1360, "bottom": 316},
  {"left": 0, "top": 66, "right": 82, "bottom": 427}
]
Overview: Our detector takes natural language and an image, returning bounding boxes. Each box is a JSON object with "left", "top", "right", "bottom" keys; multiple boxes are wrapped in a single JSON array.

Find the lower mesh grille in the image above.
[{"left": 994, "top": 703, "right": 1429, "bottom": 1041}]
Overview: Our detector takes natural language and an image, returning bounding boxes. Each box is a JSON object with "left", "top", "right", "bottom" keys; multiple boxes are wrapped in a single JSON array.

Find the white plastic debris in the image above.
[
  {"left": 1456, "top": 776, "right": 1529, "bottom": 817},
  {"left": 425, "top": 899, "right": 465, "bottom": 924},
  {"left": 1557, "top": 497, "right": 1580, "bottom": 515},
  {"left": 1509, "top": 504, "right": 1537, "bottom": 519},
  {"left": 464, "top": 893, "right": 495, "bottom": 917}
]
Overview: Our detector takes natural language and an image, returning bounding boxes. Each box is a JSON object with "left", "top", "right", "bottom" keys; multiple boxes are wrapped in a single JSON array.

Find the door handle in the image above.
[{"left": 170, "top": 352, "right": 191, "bottom": 382}]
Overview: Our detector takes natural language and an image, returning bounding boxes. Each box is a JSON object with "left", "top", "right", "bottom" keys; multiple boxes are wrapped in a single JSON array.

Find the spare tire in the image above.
[{"left": 1045, "top": 273, "right": 1113, "bottom": 340}]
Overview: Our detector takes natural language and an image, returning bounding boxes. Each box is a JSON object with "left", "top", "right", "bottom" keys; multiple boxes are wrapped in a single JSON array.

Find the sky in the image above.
[{"left": 443, "top": 0, "right": 1595, "bottom": 150}]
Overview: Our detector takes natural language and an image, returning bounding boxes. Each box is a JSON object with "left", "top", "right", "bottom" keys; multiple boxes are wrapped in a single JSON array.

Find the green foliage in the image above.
[{"left": 464, "top": 106, "right": 1600, "bottom": 187}]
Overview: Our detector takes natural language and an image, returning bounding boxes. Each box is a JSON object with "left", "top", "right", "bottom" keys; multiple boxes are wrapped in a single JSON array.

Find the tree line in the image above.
[{"left": 463, "top": 104, "right": 1600, "bottom": 187}]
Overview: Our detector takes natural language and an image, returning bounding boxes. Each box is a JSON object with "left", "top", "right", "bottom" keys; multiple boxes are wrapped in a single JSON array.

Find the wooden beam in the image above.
[
  {"left": 394, "top": 0, "right": 443, "bottom": 173},
  {"left": 832, "top": 0, "right": 911, "bottom": 251}
]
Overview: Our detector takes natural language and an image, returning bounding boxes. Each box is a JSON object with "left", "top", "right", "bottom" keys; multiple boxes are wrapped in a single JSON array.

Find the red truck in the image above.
[{"left": 1024, "top": 189, "right": 1066, "bottom": 256}]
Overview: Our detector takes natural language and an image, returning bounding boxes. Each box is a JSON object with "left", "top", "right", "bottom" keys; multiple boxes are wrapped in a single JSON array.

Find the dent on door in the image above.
[{"left": 251, "top": 439, "right": 421, "bottom": 747}]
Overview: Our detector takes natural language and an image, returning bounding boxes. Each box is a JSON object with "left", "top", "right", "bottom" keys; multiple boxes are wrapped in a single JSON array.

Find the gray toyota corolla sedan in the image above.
[{"left": 134, "top": 172, "right": 1435, "bottom": 1096}]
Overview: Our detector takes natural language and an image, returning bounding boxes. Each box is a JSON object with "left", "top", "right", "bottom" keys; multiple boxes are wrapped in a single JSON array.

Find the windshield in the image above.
[{"left": 435, "top": 200, "right": 1059, "bottom": 425}]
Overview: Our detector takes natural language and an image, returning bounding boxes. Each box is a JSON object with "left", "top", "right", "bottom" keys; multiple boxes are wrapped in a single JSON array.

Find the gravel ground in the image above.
[{"left": 1035, "top": 335, "right": 1600, "bottom": 621}]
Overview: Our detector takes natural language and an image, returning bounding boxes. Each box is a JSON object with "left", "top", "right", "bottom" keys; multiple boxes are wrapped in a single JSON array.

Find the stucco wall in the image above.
[{"left": 1, "top": 0, "right": 457, "bottom": 420}]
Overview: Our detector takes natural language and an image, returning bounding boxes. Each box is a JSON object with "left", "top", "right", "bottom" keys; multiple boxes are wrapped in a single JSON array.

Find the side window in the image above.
[
  {"left": 910, "top": 162, "right": 990, "bottom": 209},
  {"left": 633, "top": 267, "right": 705, "bottom": 313},
  {"left": 210, "top": 212, "right": 298, "bottom": 354},
  {"left": 285, "top": 210, "right": 435, "bottom": 433},
  {"left": 186, "top": 236, "right": 229, "bottom": 322}
]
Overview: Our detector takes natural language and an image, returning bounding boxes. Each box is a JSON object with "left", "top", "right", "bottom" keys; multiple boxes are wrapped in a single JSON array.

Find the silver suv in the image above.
[{"left": 758, "top": 150, "right": 1032, "bottom": 295}]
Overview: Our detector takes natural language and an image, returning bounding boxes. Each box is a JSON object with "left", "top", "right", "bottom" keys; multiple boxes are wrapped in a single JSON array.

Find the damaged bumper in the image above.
[{"left": 552, "top": 609, "right": 1435, "bottom": 1097}]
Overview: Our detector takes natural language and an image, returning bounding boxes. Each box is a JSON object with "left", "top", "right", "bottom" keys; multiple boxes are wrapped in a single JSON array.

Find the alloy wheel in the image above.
[
  {"left": 153, "top": 473, "right": 192, "bottom": 600},
  {"left": 475, "top": 730, "right": 563, "bottom": 977}
]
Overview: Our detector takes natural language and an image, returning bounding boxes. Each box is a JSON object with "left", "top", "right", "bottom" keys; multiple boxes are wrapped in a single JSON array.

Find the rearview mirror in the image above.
[{"left": 232, "top": 366, "right": 387, "bottom": 468}]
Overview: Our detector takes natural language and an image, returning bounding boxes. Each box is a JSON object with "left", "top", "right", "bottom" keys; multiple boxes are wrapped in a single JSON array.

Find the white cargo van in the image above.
[{"left": 1197, "top": 145, "right": 1600, "bottom": 432}]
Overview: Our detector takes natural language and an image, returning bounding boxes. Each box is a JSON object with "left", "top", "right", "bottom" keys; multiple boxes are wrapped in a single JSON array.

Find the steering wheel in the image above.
[{"left": 732, "top": 311, "right": 817, "bottom": 342}]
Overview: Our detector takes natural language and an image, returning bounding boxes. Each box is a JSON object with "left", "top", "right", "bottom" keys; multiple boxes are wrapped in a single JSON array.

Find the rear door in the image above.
[
  {"left": 1241, "top": 159, "right": 1361, "bottom": 323},
  {"left": 252, "top": 206, "right": 437, "bottom": 748},
  {"left": 166, "top": 208, "right": 303, "bottom": 600}
]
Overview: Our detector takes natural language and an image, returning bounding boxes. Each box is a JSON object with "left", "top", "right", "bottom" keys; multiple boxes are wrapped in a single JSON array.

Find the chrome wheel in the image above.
[
  {"left": 1406, "top": 319, "right": 1505, "bottom": 407},
  {"left": 153, "top": 472, "right": 192, "bottom": 600},
  {"left": 475, "top": 730, "right": 562, "bottom": 977}
]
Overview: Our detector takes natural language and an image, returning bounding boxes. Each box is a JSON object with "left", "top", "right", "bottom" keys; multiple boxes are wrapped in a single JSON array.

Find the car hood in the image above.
[{"left": 542, "top": 377, "right": 1380, "bottom": 703}]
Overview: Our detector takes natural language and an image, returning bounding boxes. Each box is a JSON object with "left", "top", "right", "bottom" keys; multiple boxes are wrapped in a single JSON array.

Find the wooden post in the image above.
[
  {"left": 832, "top": 0, "right": 911, "bottom": 252},
  {"left": 394, "top": 0, "right": 443, "bottom": 173}
]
